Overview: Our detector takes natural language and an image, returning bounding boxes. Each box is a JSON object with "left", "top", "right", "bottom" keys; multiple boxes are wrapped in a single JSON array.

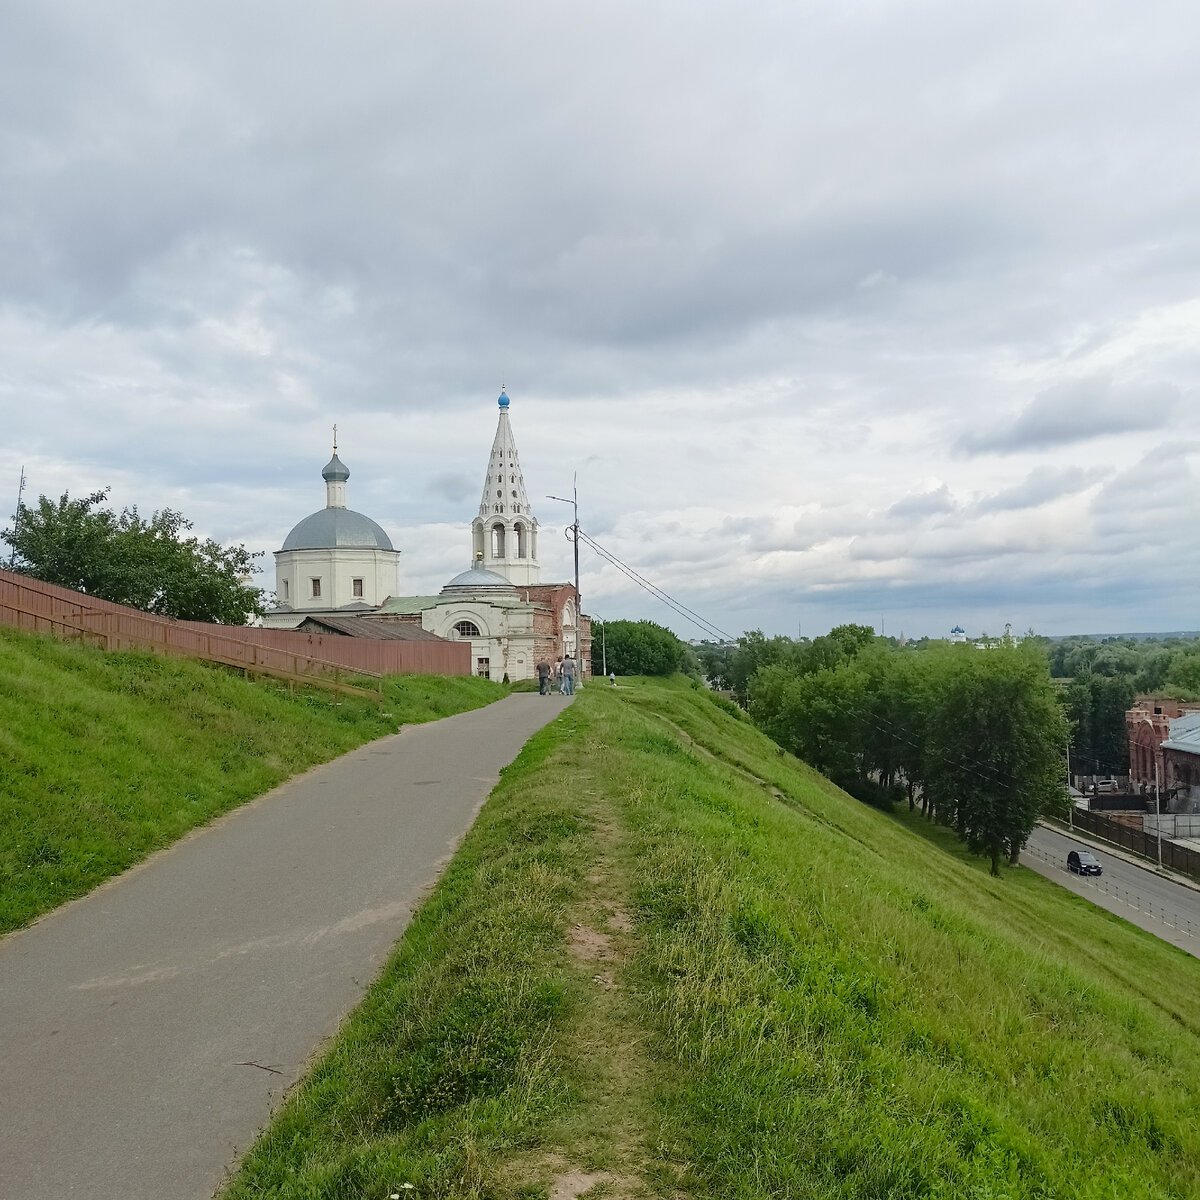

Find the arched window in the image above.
[
  {"left": 491, "top": 524, "right": 506, "bottom": 556},
  {"left": 454, "top": 620, "right": 481, "bottom": 638},
  {"left": 514, "top": 522, "right": 526, "bottom": 558}
]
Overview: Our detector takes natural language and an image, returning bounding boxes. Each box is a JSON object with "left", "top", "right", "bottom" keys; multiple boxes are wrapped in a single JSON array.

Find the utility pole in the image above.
[
  {"left": 1155, "top": 753, "right": 1163, "bottom": 870},
  {"left": 8, "top": 465, "right": 26, "bottom": 568},
  {"left": 547, "top": 474, "right": 582, "bottom": 680},
  {"left": 1137, "top": 715, "right": 1164, "bottom": 870},
  {"left": 1066, "top": 740, "right": 1073, "bottom": 829}
]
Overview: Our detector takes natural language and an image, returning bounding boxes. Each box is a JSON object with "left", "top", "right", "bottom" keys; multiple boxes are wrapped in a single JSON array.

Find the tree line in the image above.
[
  {"left": 4, "top": 489, "right": 262, "bottom": 624},
  {"left": 711, "top": 628, "right": 1067, "bottom": 876}
]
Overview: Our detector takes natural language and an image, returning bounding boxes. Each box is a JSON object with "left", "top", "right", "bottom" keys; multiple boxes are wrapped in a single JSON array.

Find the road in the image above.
[
  {"left": 1024, "top": 824, "right": 1200, "bottom": 958},
  {"left": 0, "top": 692, "right": 571, "bottom": 1200}
]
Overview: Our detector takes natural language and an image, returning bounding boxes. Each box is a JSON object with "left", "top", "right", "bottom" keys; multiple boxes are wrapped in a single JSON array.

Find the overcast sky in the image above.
[{"left": 3, "top": 1, "right": 1198, "bottom": 640}]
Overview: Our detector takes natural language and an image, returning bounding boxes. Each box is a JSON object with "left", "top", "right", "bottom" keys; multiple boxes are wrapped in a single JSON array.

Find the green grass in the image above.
[
  {"left": 223, "top": 676, "right": 1200, "bottom": 1199},
  {"left": 0, "top": 626, "right": 503, "bottom": 934}
]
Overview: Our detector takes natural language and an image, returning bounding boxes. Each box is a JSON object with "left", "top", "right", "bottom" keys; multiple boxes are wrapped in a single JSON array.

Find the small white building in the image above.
[{"left": 263, "top": 447, "right": 400, "bottom": 629}]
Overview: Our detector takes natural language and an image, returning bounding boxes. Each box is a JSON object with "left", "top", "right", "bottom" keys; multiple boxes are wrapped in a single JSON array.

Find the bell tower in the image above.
[{"left": 472, "top": 390, "right": 540, "bottom": 586}]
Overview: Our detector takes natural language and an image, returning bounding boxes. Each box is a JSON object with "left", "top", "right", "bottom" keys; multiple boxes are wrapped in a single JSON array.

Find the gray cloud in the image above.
[
  {"left": 958, "top": 377, "right": 1180, "bottom": 455},
  {"left": 887, "top": 485, "right": 956, "bottom": 519},
  {"left": 4, "top": 2, "right": 1200, "bottom": 637},
  {"left": 975, "top": 466, "right": 1092, "bottom": 512}
]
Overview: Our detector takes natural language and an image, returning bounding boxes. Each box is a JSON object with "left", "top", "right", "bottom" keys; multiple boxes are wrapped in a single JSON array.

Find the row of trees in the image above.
[
  {"left": 746, "top": 632, "right": 1068, "bottom": 875},
  {"left": 1048, "top": 635, "right": 1200, "bottom": 695},
  {"left": 590, "top": 619, "right": 696, "bottom": 677},
  {"left": 3, "top": 490, "right": 262, "bottom": 624}
]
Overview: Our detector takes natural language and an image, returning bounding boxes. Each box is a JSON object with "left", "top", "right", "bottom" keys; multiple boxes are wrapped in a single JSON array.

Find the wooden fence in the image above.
[{"left": 0, "top": 569, "right": 470, "bottom": 696}]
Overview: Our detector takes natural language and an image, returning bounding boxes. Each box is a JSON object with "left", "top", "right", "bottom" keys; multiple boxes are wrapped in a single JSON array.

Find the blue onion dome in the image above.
[
  {"left": 498, "top": 390, "right": 510, "bottom": 409},
  {"left": 321, "top": 452, "right": 350, "bottom": 482}
]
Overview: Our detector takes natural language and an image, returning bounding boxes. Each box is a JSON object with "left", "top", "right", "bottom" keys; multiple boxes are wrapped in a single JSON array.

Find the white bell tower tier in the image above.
[{"left": 472, "top": 390, "right": 540, "bottom": 586}]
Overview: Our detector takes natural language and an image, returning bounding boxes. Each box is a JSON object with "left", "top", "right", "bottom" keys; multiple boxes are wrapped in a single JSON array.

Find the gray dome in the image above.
[
  {"left": 442, "top": 562, "right": 517, "bottom": 591},
  {"left": 282, "top": 507, "right": 394, "bottom": 551},
  {"left": 322, "top": 452, "right": 350, "bottom": 482}
]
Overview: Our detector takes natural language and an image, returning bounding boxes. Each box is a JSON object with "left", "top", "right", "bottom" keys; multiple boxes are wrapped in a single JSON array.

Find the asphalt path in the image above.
[
  {"left": 1024, "top": 824, "right": 1200, "bottom": 958},
  {"left": 0, "top": 691, "right": 571, "bottom": 1200}
]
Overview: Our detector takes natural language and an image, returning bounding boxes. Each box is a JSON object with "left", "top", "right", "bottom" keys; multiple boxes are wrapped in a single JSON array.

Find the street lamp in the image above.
[
  {"left": 547, "top": 476, "right": 581, "bottom": 680},
  {"left": 1136, "top": 716, "right": 1163, "bottom": 869},
  {"left": 1066, "top": 739, "right": 1073, "bottom": 830}
]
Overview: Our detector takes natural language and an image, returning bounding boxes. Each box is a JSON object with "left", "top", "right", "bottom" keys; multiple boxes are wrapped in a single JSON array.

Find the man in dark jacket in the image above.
[{"left": 536, "top": 659, "right": 552, "bottom": 695}]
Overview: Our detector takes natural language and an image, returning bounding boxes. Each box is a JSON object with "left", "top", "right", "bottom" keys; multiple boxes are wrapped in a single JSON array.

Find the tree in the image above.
[
  {"left": 924, "top": 649, "right": 1068, "bottom": 875},
  {"left": 592, "top": 619, "right": 688, "bottom": 676},
  {"left": 748, "top": 662, "right": 867, "bottom": 786},
  {"left": 4, "top": 489, "right": 263, "bottom": 624},
  {"left": 727, "top": 630, "right": 803, "bottom": 707},
  {"left": 694, "top": 640, "right": 737, "bottom": 690}
]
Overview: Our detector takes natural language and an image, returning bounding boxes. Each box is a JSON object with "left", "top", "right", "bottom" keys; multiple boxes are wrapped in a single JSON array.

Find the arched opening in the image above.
[
  {"left": 490, "top": 524, "right": 506, "bottom": 557},
  {"left": 472, "top": 521, "right": 485, "bottom": 560},
  {"left": 514, "top": 522, "right": 526, "bottom": 558},
  {"left": 453, "top": 620, "right": 482, "bottom": 639}
]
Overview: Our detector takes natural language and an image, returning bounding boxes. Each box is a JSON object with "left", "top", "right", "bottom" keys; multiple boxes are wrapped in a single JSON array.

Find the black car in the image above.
[{"left": 1067, "top": 849, "right": 1103, "bottom": 876}]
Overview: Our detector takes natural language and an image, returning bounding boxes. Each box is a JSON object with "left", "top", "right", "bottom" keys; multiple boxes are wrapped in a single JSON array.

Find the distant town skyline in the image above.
[{"left": 2, "top": 2, "right": 1198, "bottom": 640}]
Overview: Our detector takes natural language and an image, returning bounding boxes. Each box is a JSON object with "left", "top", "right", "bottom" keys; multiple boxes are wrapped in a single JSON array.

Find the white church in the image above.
[{"left": 264, "top": 391, "right": 590, "bottom": 683}]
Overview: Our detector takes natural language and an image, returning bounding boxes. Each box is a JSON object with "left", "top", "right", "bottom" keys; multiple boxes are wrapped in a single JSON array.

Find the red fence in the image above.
[
  {"left": 0, "top": 569, "right": 470, "bottom": 690},
  {"left": 176, "top": 621, "right": 470, "bottom": 677}
]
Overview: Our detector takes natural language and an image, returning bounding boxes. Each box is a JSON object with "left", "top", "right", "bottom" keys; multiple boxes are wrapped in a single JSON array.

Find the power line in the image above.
[{"left": 577, "top": 528, "right": 738, "bottom": 643}]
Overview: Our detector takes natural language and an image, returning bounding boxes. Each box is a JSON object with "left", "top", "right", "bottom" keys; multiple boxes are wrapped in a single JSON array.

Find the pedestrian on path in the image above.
[
  {"left": 610, "top": 670, "right": 616, "bottom": 687},
  {"left": 562, "top": 654, "right": 577, "bottom": 696},
  {"left": 536, "top": 659, "right": 551, "bottom": 695},
  {"left": 554, "top": 657, "right": 564, "bottom": 694}
]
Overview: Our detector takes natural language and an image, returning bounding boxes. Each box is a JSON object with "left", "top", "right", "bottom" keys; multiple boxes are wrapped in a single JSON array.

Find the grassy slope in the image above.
[
  {"left": 0, "top": 626, "right": 503, "bottom": 933},
  {"left": 225, "top": 677, "right": 1200, "bottom": 1200}
]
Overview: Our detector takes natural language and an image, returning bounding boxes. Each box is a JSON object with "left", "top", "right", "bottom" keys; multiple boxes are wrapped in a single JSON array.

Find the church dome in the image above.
[
  {"left": 497, "top": 390, "right": 510, "bottom": 409},
  {"left": 282, "top": 508, "right": 394, "bottom": 551},
  {"left": 321, "top": 452, "right": 350, "bottom": 482},
  {"left": 442, "top": 561, "right": 517, "bottom": 592}
]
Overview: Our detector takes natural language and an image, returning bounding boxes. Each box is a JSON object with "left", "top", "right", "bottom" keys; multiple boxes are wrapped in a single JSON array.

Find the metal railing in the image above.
[
  {"left": 1024, "top": 841, "right": 1197, "bottom": 939},
  {"left": 1047, "top": 807, "right": 1200, "bottom": 883}
]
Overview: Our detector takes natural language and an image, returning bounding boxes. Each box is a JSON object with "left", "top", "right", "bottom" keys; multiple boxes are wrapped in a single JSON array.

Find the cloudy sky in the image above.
[{"left": 3, "top": 1, "right": 1198, "bottom": 640}]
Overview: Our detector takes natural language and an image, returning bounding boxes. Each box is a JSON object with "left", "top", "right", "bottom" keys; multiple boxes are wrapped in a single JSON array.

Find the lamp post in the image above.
[
  {"left": 1066, "top": 739, "right": 1073, "bottom": 830},
  {"left": 547, "top": 476, "right": 581, "bottom": 681},
  {"left": 1137, "top": 716, "right": 1163, "bottom": 869}
]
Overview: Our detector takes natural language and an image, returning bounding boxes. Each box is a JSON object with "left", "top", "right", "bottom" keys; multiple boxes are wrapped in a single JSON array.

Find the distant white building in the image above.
[{"left": 949, "top": 625, "right": 967, "bottom": 643}]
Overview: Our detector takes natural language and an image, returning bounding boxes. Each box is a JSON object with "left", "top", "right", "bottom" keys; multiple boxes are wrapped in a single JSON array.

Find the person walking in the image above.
[
  {"left": 554, "top": 657, "right": 564, "bottom": 694},
  {"left": 536, "top": 659, "right": 551, "bottom": 696},
  {"left": 609, "top": 670, "right": 616, "bottom": 687},
  {"left": 561, "top": 654, "right": 577, "bottom": 696}
]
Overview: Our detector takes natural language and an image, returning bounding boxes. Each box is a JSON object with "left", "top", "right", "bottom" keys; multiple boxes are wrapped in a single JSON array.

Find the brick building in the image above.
[{"left": 1127, "top": 697, "right": 1200, "bottom": 796}]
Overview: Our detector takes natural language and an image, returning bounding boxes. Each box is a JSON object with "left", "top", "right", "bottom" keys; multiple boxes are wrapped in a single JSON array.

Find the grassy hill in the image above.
[
  {"left": 0, "top": 626, "right": 503, "bottom": 934},
  {"left": 224, "top": 675, "right": 1200, "bottom": 1200}
]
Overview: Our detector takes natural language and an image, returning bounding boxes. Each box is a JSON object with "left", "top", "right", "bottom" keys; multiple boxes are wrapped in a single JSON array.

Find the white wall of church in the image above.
[
  {"left": 272, "top": 547, "right": 399, "bottom": 614},
  {"left": 421, "top": 600, "right": 537, "bottom": 681}
]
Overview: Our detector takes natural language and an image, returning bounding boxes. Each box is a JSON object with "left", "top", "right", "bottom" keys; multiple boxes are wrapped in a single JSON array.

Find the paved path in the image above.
[
  {"left": 0, "top": 693, "right": 571, "bottom": 1200},
  {"left": 1025, "top": 824, "right": 1200, "bottom": 959}
]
